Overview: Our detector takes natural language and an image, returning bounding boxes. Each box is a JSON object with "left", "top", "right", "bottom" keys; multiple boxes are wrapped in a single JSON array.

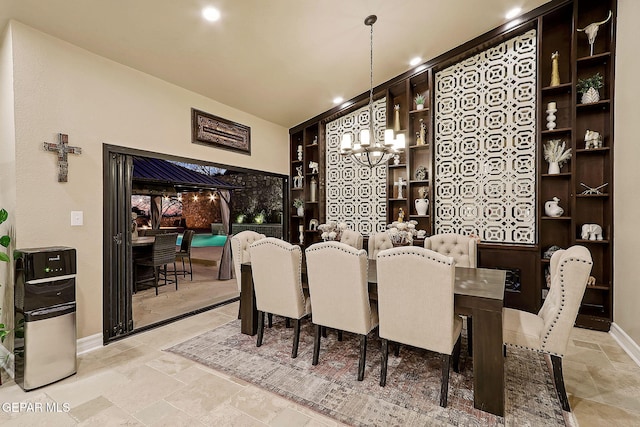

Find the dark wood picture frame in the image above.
[{"left": 191, "top": 108, "right": 251, "bottom": 155}]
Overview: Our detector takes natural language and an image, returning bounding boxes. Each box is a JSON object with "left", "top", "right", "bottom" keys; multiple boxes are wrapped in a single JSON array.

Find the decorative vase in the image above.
[
  {"left": 310, "top": 177, "right": 317, "bottom": 202},
  {"left": 544, "top": 197, "right": 564, "bottom": 217},
  {"left": 546, "top": 102, "right": 557, "bottom": 130},
  {"left": 415, "top": 198, "right": 429, "bottom": 216},
  {"left": 297, "top": 206, "right": 304, "bottom": 217},
  {"left": 548, "top": 161, "right": 560, "bottom": 175},
  {"left": 416, "top": 104, "right": 424, "bottom": 110},
  {"left": 393, "top": 104, "right": 400, "bottom": 132},
  {"left": 581, "top": 87, "right": 600, "bottom": 104},
  {"left": 298, "top": 225, "right": 304, "bottom": 245}
]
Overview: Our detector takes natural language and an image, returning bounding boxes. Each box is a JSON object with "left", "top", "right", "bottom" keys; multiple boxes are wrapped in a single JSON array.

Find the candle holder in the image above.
[{"left": 546, "top": 102, "right": 557, "bottom": 131}]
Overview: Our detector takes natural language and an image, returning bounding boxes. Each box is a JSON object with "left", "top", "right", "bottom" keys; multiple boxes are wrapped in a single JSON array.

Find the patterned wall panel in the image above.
[
  {"left": 434, "top": 30, "right": 537, "bottom": 244},
  {"left": 325, "top": 99, "right": 387, "bottom": 236}
]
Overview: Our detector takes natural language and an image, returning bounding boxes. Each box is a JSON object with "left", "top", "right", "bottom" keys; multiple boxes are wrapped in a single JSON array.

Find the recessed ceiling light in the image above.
[
  {"left": 202, "top": 6, "right": 221, "bottom": 22},
  {"left": 333, "top": 97, "right": 344, "bottom": 104},
  {"left": 409, "top": 57, "right": 422, "bottom": 66},
  {"left": 505, "top": 7, "right": 522, "bottom": 20}
]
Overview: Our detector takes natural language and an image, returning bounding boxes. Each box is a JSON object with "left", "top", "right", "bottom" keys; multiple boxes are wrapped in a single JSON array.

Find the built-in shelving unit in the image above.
[{"left": 288, "top": 0, "right": 616, "bottom": 330}]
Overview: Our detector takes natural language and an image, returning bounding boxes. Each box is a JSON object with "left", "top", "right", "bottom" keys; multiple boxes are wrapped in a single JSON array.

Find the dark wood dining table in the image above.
[{"left": 240, "top": 260, "right": 506, "bottom": 416}]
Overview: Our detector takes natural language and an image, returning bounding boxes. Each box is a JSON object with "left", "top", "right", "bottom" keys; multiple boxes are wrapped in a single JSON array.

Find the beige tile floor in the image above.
[{"left": 1, "top": 302, "right": 639, "bottom": 425}]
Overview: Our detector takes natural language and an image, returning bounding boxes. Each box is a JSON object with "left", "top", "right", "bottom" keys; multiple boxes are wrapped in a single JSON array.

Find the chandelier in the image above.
[{"left": 340, "top": 15, "right": 405, "bottom": 168}]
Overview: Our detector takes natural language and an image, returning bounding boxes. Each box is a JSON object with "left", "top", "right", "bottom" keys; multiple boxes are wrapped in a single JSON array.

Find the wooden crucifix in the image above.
[{"left": 43, "top": 133, "right": 82, "bottom": 182}]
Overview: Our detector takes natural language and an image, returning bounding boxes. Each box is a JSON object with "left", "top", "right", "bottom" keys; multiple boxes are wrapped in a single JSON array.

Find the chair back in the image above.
[
  {"left": 376, "top": 246, "right": 458, "bottom": 355},
  {"left": 367, "top": 232, "right": 393, "bottom": 260},
  {"left": 150, "top": 233, "right": 178, "bottom": 266},
  {"left": 424, "top": 233, "right": 477, "bottom": 267},
  {"left": 249, "top": 238, "right": 307, "bottom": 319},
  {"left": 230, "top": 230, "right": 266, "bottom": 288},
  {"left": 538, "top": 245, "right": 592, "bottom": 355},
  {"left": 340, "top": 229, "right": 364, "bottom": 249},
  {"left": 305, "top": 241, "right": 375, "bottom": 335},
  {"left": 180, "top": 229, "right": 196, "bottom": 254}
]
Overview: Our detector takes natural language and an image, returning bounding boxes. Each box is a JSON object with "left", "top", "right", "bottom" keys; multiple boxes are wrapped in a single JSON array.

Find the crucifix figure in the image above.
[
  {"left": 43, "top": 133, "right": 82, "bottom": 182},
  {"left": 394, "top": 176, "right": 406, "bottom": 199}
]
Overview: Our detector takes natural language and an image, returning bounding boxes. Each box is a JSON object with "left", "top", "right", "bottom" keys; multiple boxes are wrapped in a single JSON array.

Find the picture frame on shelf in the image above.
[{"left": 191, "top": 108, "right": 251, "bottom": 155}]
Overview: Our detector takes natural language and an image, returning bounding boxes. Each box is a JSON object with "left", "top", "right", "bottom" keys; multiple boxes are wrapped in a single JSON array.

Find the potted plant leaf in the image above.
[
  {"left": 414, "top": 94, "right": 426, "bottom": 110},
  {"left": 0, "top": 209, "right": 11, "bottom": 380},
  {"left": 293, "top": 198, "right": 305, "bottom": 217},
  {"left": 543, "top": 139, "right": 572, "bottom": 175},
  {"left": 577, "top": 72, "right": 604, "bottom": 104}
]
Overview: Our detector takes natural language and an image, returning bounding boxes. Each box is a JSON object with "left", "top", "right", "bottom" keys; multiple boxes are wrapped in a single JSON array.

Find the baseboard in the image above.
[
  {"left": 0, "top": 344, "right": 15, "bottom": 378},
  {"left": 77, "top": 332, "right": 103, "bottom": 355},
  {"left": 610, "top": 322, "right": 640, "bottom": 368}
]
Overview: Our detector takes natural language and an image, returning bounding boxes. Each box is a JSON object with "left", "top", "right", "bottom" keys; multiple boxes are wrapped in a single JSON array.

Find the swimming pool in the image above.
[{"left": 176, "top": 233, "right": 227, "bottom": 248}]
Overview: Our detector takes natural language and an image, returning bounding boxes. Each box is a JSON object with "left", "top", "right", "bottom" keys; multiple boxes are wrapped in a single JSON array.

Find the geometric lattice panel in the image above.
[
  {"left": 434, "top": 30, "right": 537, "bottom": 244},
  {"left": 325, "top": 98, "right": 387, "bottom": 236}
]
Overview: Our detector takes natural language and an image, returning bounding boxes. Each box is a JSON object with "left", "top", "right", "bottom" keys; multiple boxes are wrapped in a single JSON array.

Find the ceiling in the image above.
[{"left": 0, "top": 0, "right": 552, "bottom": 128}]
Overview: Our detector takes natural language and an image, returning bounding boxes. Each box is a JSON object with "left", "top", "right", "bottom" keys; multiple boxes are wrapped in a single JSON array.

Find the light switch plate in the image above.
[{"left": 71, "top": 211, "right": 83, "bottom": 226}]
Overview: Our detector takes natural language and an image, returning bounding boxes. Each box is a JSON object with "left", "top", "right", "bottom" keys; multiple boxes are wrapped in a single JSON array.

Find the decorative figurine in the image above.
[
  {"left": 393, "top": 104, "right": 401, "bottom": 132},
  {"left": 581, "top": 223, "right": 603, "bottom": 241},
  {"left": 550, "top": 51, "right": 560, "bottom": 86},
  {"left": 293, "top": 165, "right": 304, "bottom": 188},
  {"left": 309, "top": 160, "right": 319, "bottom": 174},
  {"left": 580, "top": 182, "right": 608, "bottom": 195},
  {"left": 394, "top": 177, "right": 406, "bottom": 199},
  {"left": 297, "top": 145, "right": 303, "bottom": 161},
  {"left": 393, "top": 154, "right": 400, "bottom": 165},
  {"left": 419, "top": 119, "right": 426, "bottom": 145},
  {"left": 577, "top": 10, "right": 612, "bottom": 56},
  {"left": 398, "top": 207, "right": 405, "bottom": 223},
  {"left": 584, "top": 130, "right": 603, "bottom": 149},
  {"left": 415, "top": 165, "right": 428, "bottom": 181},
  {"left": 544, "top": 197, "right": 564, "bottom": 217}
]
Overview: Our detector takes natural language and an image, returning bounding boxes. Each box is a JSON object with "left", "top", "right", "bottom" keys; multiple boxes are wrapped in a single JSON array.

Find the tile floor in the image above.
[{"left": 1, "top": 302, "right": 639, "bottom": 426}]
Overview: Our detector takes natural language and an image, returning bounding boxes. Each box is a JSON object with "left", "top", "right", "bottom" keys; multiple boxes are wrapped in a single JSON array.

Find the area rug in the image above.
[{"left": 167, "top": 318, "right": 572, "bottom": 426}]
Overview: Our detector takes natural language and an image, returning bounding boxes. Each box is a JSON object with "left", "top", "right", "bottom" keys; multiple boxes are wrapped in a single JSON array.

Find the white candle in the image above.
[{"left": 547, "top": 102, "right": 557, "bottom": 110}]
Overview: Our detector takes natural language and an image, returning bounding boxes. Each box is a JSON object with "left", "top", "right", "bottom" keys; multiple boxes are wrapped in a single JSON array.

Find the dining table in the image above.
[{"left": 240, "top": 259, "right": 506, "bottom": 416}]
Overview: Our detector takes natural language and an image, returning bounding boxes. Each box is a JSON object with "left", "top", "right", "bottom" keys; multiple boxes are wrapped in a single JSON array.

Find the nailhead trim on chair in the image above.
[
  {"left": 377, "top": 248, "right": 454, "bottom": 266},
  {"left": 540, "top": 256, "right": 592, "bottom": 355}
]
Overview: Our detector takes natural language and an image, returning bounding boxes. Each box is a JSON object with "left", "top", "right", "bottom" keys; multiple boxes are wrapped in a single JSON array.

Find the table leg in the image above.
[
  {"left": 240, "top": 263, "right": 258, "bottom": 335},
  {"left": 471, "top": 307, "right": 504, "bottom": 416}
]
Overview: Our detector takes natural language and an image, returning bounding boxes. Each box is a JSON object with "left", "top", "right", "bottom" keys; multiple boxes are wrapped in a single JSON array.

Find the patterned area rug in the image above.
[{"left": 167, "top": 318, "right": 571, "bottom": 426}]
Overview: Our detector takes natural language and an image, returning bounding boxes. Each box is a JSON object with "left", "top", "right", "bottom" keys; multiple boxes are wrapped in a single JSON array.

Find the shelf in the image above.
[
  {"left": 541, "top": 82, "right": 572, "bottom": 93},
  {"left": 388, "top": 198, "right": 407, "bottom": 202},
  {"left": 576, "top": 147, "right": 610, "bottom": 154},
  {"left": 576, "top": 100, "right": 610, "bottom": 109},
  {"left": 577, "top": 52, "right": 611, "bottom": 66},
  {"left": 388, "top": 164, "right": 407, "bottom": 169},
  {"left": 586, "top": 285, "right": 610, "bottom": 291},
  {"left": 291, "top": 187, "right": 303, "bottom": 191},
  {"left": 541, "top": 258, "right": 550, "bottom": 264},
  {"left": 409, "top": 214, "right": 430, "bottom": 218},
  {"left": 305, "top": 143, "right": 319, "bottom": 148},
  {"left": 409, "top": 108, "right": 430, "bottom": 115},
  {"left": 541, "top": 216, "right": 571, "bottom": 220},
  {"left": 576, "top": 193, "right": 609, "bottom": 198},
  {"left": 305, "top": 201, "right": 318, "bottom": 204},
  {"left": 575, "top": 239, "right": 610, "bottom": 244},
  {"left": 409, "top": 144, "right": 430, "bottom": 150},
  {"left": 541, "top": 172, "right": 571, "bottom": 178},
  {"left": 291, "top": 159, "right": 303, "bottom": 164},
  {"left": 305, "top": 173, "right": 318, "bottom": 177},
  {"left": 410, "top": 180, "right": 430, "bottom": 184},
  {"left": 541, "top": 128, "right": 572, "bottom": 135}
]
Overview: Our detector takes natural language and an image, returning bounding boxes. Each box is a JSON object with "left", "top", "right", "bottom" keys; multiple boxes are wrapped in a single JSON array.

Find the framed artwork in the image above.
[{"left": 191, "top": 108, "right": 251, "bottom": 155}]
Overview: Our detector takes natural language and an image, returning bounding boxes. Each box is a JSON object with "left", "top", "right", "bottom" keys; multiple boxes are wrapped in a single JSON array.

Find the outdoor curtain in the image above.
[{"left": 217, "top": 189, "right": 233, "bottom": 280}]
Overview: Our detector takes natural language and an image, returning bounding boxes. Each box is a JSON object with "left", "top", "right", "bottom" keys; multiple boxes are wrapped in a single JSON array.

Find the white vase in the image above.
[
  {"left": 581, "top": 87, "right": 600, "bottom": 104},
  {"left": 548, "top": 161, "right": 560, "bottom": 175},
  {"left": 310, "top": 177, "right": 317, "bottom": 203},
  {"left": 296, "top": 206, "right": 304, "bottom": 217},
  {"left": 415, "top": 198, "right": 429, "bottom": 216},
  {"left": 416, "top": 104, "right": 424, "bottom": 110}
]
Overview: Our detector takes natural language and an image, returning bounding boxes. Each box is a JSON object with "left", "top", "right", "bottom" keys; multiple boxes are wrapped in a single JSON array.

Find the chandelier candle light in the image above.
[{"left": 340, "top": 15, "right": 405, "bottom": 168}]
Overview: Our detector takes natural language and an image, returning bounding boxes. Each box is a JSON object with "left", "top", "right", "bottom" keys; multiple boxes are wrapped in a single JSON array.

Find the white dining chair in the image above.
[
  {"left": 367, "top": 232, "right": 393, "bottom": 260},
  {"left": 376, "top": 245, "right": 461, "bottom": 407},
  {"left": 249, "top": 238, "right": 311, "bottom": 358},
  {"left": 503, "top": 245, "right": 592, "bottom": 412},
  {"left": 305, "top": 241, "right": 378, "bottom": 381},
  {"left": 340, "top": 229, "right": 364, "bottom": 250}
]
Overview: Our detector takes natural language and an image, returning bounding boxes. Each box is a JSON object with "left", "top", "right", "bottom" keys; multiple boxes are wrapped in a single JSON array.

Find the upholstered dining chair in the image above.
[
  {"left": 174, "top": 229, "right": 195, "bottom": 280},
  {"left": 376, "top": 246, "right": 462, "bottom": 407},
  {"left": 134, "top": 233, "right": 179, "bottom": 296},
  {"left": 424, "top": 233, "right": 477, "bottom": 354},
  {"left": 305, "top": 241, "right": 378, "bottom": 381},
  {"left": 340, "top": 229, "right": 364, "bottom": 250},
  {"left": 503, "top": 245, "right": 592, "bottom": 412},
  {"left": 230, "top": 230, "right": 266, "bottom": 291},
  {"left": 249, "top": 237, "right": 311, "bottom": 358},
  {"left": 367, "top": 232, "right": 393, "bottom": 260}
]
